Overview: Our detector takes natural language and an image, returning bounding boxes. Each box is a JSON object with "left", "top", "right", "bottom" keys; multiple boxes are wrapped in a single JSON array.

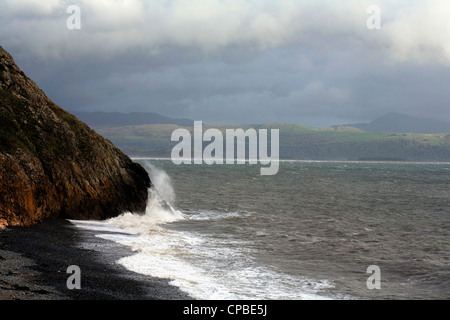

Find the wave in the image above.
[
  {"left": 108, "top": 161, "right": 185, "bottom": 233},
  {"left": 71, "top": 162, "right": 337, "bottom": 299},
  {"left": 184, "top": 209, "right": 251, "bottom": 221}
]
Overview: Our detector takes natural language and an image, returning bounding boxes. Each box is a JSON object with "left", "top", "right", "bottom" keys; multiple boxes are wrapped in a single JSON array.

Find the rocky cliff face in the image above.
[{"left": 0, "top": 46, "right": 150, "bottom": 228}]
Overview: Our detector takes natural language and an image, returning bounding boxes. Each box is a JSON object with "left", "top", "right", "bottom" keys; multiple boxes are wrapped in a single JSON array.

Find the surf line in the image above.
[{"left": 171, "top": 121, "right": 279, "bottom": 175}]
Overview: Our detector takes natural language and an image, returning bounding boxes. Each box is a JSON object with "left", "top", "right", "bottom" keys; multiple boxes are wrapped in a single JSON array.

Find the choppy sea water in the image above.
[{"left": 72, "top": 159, "right": 450, "bottom": 299}]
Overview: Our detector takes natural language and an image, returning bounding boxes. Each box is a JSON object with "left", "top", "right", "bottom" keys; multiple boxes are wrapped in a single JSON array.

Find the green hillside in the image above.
[{"left": 93, "top": 123, "right": 450, "bottom": 161}]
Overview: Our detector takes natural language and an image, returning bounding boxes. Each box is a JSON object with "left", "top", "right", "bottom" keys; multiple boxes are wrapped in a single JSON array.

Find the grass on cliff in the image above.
[
  {"left": 0, "top": 87, "right": 35, "bottom": 153},
  {"left": 0, "top": 88, "right": 70, "bottom": 159},
  {"left": 0, "top": 86, "right": 103, "bottom": 162}
]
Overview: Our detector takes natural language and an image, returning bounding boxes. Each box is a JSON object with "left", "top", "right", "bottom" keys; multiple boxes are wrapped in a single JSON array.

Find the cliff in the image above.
[{"left": 0, "top": 46, "right": 150, "bottom": 228}]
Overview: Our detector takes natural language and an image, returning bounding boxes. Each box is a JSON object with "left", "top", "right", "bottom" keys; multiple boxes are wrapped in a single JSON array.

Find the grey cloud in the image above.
[{"left": 2, "top": 0, "right": 450, "bottom": 127}]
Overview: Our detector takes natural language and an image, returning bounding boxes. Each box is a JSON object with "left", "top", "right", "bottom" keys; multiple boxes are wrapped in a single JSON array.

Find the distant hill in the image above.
[
  {"left": 344, "top": 113, "right": 450, "bottom": 134},
  {"left": 92, "top": 123, "right": 450, "bottom": 161},
  {"left": 71, "top": 111, "right": 194, "bottom": 127},
  {"left": 69, "top": 111, "right": 450, "bottom": 161}
]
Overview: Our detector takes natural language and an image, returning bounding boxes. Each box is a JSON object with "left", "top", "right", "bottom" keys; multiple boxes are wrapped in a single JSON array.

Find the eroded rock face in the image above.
[{"left": 0, "top": 45, "right": 150, "bottom": 228}]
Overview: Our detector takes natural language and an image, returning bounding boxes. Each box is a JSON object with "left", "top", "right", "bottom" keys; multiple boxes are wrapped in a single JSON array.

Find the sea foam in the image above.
[
  {"left": 72, "top": 162, "right": 335, "bottom": 300},
  {"left": 108, "top": 162, "right": 185, "bottom": 233}
]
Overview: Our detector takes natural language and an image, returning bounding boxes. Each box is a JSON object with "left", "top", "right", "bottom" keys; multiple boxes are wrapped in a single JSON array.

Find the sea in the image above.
[{"left": 71, "top": 159, "right": 450, "bottom": 300}]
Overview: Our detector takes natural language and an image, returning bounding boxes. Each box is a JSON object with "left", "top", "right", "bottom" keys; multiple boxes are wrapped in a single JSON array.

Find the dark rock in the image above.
[{"left": 0, "top": 45, "right": 150, "bottom": 228}]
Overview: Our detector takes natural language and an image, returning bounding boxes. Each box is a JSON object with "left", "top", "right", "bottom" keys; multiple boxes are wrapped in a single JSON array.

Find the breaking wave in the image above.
[
  {"left": 72, "top": 161, "right": 337, "bottom": 300},
  {"left": 108, "top": 162, "right": 185, "bottom": 233}
]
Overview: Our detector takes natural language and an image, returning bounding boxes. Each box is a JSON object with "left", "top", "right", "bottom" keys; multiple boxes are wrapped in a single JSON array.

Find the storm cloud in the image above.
[{"left": 1, "top": 0, "right": 450, "bottom": 126}]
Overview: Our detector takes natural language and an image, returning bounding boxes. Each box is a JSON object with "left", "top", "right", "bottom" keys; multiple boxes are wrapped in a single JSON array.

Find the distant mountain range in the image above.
[
  {"left": 342, "top": 112, "right": 450, "bottom": 134},
  {"left": 71, "top": 111, "right": 194, "bottom": 127},
  {"left": 73, "top": 111, "right": 450, "bottom": 134},
  {"left": 69, "top": 111, "right": 450, "bottom": 161},
  {"left": 89, "top": 122, "right": 450, "bottom": 162}
]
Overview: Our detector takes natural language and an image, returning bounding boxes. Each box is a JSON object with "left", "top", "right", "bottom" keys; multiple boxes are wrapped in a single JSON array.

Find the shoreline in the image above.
[{"left": 0, "top": 218, "right": 192, "bottom": 300}]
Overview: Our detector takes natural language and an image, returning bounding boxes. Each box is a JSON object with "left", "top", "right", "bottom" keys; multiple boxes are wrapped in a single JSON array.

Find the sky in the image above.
[{"left": 1, "top": 0, "right": 450, "bottom": 127}]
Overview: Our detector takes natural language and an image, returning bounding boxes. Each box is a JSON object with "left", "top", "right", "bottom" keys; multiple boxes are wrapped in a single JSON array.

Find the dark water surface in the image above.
[{"left": 77, "top": 159, "right": 449, "bottom": 299}]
